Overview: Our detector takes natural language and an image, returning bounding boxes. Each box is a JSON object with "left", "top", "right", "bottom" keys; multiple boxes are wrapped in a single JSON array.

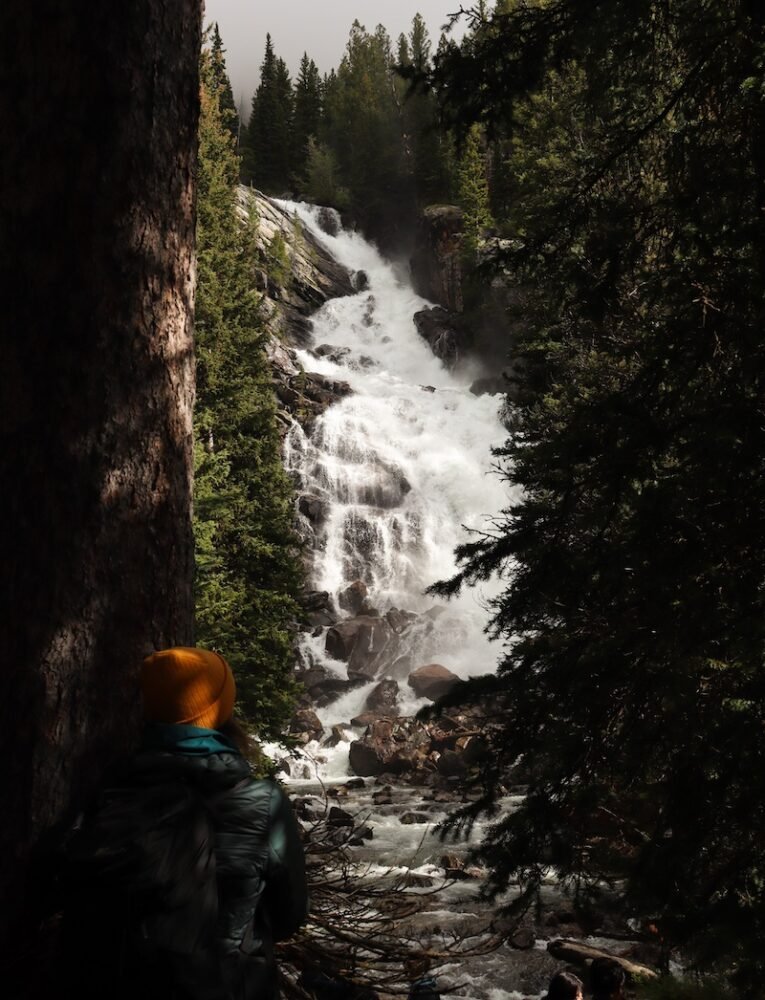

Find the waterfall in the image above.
[{"left": 277, "top": 201, "right": 514, "bottom": 726}]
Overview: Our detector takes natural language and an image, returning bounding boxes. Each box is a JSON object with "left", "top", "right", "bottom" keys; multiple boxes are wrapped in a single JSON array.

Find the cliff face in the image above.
[
  {"left": 410, "top": 204, "right": 529, "bottom": 391},
  {"left": 409, "top": 205, "right": 464, "bottom": 313},
  {"left": 237, "top": 188, "right": 355, "bottom": 347}
]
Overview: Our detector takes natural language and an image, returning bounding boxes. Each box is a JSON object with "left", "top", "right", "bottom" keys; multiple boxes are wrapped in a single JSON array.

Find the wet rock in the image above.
[
  {"left": 338, "top": 580, "right": 369, "bottom": 616},
  {"left": 352, "top": 269, "right": 370, "bottom": 291},
  {"left": 314, "top": 343, "right": 351, "bottom": 365},
  {"left": 316, "top": 206, "right": 341, "bottom": 237},
  {"left": 408, "top": 663, "right": 460, "bottom": 701},
  {"left": 413, "top": 306, "right": 471, "bottom": 369},
  {"left": 351, "top": 711, "right": 386, "bottom": 728},
  {"left": 410, "top": 204, "right": 464, "bottom": 312},
  {"left": 297, "top": 494, "right": 329, "bottom": 526},
  {"left": 365, "top": 679, "right": 399, "bottom": 714},
  {"left": 401, "top": 872, "right": 435, "bottom": 888},
  {"left": 470, "top": 375, "right": 508, "bottom": 397},
  {"left": 240, "top": 191, "right": 354, "bottom": 348},
  {"left": 326, "top": 615, "right": 395, "bottom": 680},
  {"left": 323, "top": 724, "right": 349, "bottom": 748},
  {"left": 345, "top": 777, "right": 366, "bottom": 790},
  {"left": 400, "top": 812, "right": 430, "bottom": 825},
  {"left": 420, "top": 385, "right": 436, "bottom": 393},
  {"left": 356, "top": 824, "right": 374, "bottom": 840},
  {"left": 300, "top": 590, "right": 332, "bottom": 613},
  {"left": 385, "top": 608, "right": 417, "bottom": 634},
  {"left": 349, "top": 739, "right": 386, "bottom": 777},
  {"left": 328, "top": 806, "right": 354, "bottom": 829},
  {"left": 289, "top": 708, "right": 324, "bottom": 742}
]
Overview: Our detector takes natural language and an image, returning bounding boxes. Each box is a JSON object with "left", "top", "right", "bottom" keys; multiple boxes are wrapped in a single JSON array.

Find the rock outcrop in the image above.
[
  {"left": 413, "top": 306, "right": 472, "bottom": 370},
  {"left": 238, "top": 188, "right": 354, "bottom": 347},
  {"left": 410, "top": 205, "right": 464, "bottom": 312}
]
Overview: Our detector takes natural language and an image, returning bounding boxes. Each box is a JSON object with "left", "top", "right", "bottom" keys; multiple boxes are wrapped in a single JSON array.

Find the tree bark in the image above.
[{"left": 0, "top": 0, "right": 202, "bottom": 956}]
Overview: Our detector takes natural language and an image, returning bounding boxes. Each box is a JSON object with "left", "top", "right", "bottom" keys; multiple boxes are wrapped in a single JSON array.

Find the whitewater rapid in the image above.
[{"left": 277, "top": 200, "right": 513, "bottom": 723}]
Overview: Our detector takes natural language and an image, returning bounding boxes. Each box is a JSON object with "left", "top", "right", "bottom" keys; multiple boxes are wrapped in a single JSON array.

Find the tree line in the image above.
[{"left": 231, "top": 17, "right": 472, "bottom": 246}]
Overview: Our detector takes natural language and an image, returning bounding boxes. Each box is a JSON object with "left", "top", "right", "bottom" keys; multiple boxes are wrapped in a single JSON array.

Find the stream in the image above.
[{"left": 266, "top": 202, "right": 643, "bottom": 999}]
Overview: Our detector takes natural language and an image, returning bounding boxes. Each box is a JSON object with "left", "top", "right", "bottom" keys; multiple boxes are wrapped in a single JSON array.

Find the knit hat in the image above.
[{"left": 140, "top": 647, "right": 236, "bottom": 731}]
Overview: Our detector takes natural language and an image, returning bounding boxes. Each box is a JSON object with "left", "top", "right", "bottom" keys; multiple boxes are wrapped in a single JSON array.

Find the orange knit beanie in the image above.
[{"left": 140, "top": 647, "right": 236, "bottom": 730}]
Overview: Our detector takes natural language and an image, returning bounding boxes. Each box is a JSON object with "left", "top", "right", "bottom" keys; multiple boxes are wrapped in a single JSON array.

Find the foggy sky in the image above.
[{"left": 204, "top": 0, "right": 467, "bottom": 111}]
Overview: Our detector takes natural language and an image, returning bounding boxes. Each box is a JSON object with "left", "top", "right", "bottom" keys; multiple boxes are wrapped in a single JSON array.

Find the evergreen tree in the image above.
[
  {"left": 457, "top": 123, "right": 493, "bottom": 258},
  {"left": 210, "top": 23, "right": 239, "bottom": 144},
  {"left": 322, "top": 20, "right": 413, "bottom": 240},
  {"left": 241, "top": 34, "right": 294, "bottom": 192},
  {"left": 196, "top": 47, "right": 302, "bottom": 737},
  {"left": 292, "top": 53, "right": 323, "bottom": 185},
  {"left": 430, "top": 0, "right": 765, "bottom": 988}
]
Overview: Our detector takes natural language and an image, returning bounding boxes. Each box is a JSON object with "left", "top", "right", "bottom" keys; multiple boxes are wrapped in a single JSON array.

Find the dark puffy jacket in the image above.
[{"left": 60, "top": 725, "right": 308, "bottom": 1000}]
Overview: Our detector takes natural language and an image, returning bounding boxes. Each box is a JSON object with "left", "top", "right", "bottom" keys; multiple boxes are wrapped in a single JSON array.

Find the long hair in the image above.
[{"left": 545, "top": 971, "right": 583, "bottom": 1000}]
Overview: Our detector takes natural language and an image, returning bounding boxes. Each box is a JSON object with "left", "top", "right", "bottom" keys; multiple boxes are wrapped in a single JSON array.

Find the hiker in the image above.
[
  {"left": 544, "top": 970, "right": 584, "bottom": 1000},
  {"left": 57, "top": 646, "right": 308, "bottom": 1000},
  {"left": 590, "top": 958, "right": 627, "bottom": 1000}
]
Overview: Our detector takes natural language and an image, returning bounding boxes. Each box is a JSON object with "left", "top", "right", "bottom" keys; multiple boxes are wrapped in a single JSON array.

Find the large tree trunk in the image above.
[{"left": 0, "top": 0, "right": 202, "bottom": 957}]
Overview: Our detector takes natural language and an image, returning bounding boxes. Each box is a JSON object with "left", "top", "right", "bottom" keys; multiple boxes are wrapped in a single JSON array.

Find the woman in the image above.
[
  {"left": 61, "top": 646, "right": 308, "bottom": 1000},
  {"left": 545, "top": 970, "right": 584, "bottom": 1000}
]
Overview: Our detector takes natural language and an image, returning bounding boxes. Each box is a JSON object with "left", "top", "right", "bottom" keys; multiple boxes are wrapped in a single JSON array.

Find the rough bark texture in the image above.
[{"left": 0, "top": 0, "right": 201, "bottom": 954}]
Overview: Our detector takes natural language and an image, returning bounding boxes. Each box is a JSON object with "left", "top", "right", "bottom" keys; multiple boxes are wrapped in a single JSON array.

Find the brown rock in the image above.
[
  {"left": 349, "top": 739, "right": 385, "bottom": 776},
  {"left": 366, "top": 679, "right": 399, "bottom": 714},
  {"left": 338, "top": 580, "right": 369, "bottom": 615},
  {"left": 289, "top": 708, "right": 324, "bottom": 741},
  {"left": 325, "top": 615, "right": 394, "bottom": 678},
  {"left": 408, "top": 663, "right": 460, "bottom": 701}
]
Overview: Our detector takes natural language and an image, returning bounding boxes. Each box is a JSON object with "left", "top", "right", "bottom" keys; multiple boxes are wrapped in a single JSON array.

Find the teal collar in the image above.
[{"left": 142, "top": 722, "right": 241, "bottom": 757}]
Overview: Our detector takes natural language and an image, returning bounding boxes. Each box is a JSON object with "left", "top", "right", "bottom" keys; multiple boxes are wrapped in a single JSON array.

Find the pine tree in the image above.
[
  {"left": 457, "top": 123, "right": 493, "bottom": 258},
  {"left": 241, "top": 34, "right": 294, "bottom": 192},
  {"left": 292, "top": 53, "right": 322, "bottom": 184},
  {"left": 196, "top": 47, "right": 302, "bottom": 737},
  {"left": 210, "top": 23, "right": 239, "bottom": 144},
  {"left": 429, "top": 0, "right": 765, "bottom": 987}
]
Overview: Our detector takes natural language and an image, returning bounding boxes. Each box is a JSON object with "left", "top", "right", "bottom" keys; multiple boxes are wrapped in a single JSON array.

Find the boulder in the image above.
[
  {"left": 352, "top": 270, "right": 370, "bottom": 291},
  {"left": 351, "top": 711, "right": 385, "bottom": 728},
  {"left": 413, "top": 306, "right": 471, "bottom": 369},
  {"left": 323, "top": 724, "right": 349, "bottom": 748},
  {"left": 338, "top": 580, "right": 369, "bottom": 616},
  {"left": 289, "top": 708, "right": 324, "bottom": 742},
  {"left": 325, "top": 615, "right": 395, "bottom": 680},
  {"left": 297, "top": 494, "right": 329, "bottom": 526},
  {"left": 408, "top": 663, "right": 460, "bottom": 701},
  {"left": 328, "top": 806, "right": 354, "bottom": 829},
  {"left": 385, "top": 608, "right": 417, "bottom": 634},
  {"left": 316, "top": 206, "right": 341, "bottom": 237},
  {"left": 300, "top": 590, "right": 331, "bottom": 613},
  {"left": 400, "top": 812, "right": 430, "bottom": 825},
  {"left": 349, "top": 739, "right": 386, "bottom": 777},
  {"left": 365, "top": 679, "right": 400, "bottom": 714}
]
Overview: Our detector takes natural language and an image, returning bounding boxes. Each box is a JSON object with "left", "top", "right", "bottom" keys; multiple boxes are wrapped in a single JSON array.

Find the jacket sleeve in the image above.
[{"left": 262, "top": 783, "right": 309, "bottom": 941}]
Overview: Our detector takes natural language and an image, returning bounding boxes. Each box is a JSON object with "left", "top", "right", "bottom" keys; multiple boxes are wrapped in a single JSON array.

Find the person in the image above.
[
  {"left": 590, "top": 957, "right": 627, "bottom": 1000},
  {"left": 57, "top": 646, "right": 308, "bottom": 1000},
  {"left": 544, "top": 970, "right": 584, "bottom": 1000}
]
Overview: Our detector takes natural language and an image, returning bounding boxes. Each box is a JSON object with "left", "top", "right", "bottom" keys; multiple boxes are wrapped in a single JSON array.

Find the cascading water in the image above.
[
  {"left": 278, "top": 200, "right": 513, "bottom": 724},
  {"left": 266, "top": 203, "right": 639, "bottom": 999}
]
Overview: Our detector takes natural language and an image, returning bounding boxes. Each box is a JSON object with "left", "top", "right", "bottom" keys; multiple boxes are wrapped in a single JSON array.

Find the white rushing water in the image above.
[
  {"left": 264, "top": 205, "right": 640, "bottom": 999},
  {"left": 277, "top": 200, "right": 514, "bottom": 722}
]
